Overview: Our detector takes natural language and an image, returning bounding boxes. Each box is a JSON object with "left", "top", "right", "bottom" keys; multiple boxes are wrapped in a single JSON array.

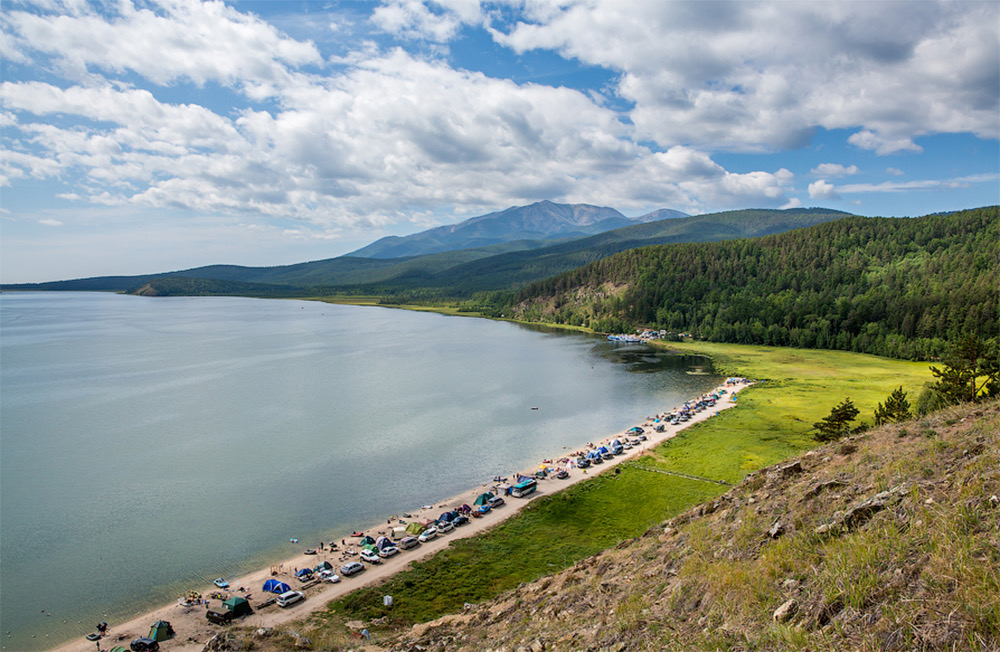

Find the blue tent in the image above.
[
  {"left": 439, "top": 511, "right": 456, "bottom": 522},
  {"left": 515, "top": 474, "right": 533, "bottom": 484},
  {"left": 596, "top": 446, "right": 608, "bottom": 454},
  {"left": 263, "top": 579, "right": 291, "bottom": 594},
  {"left": 375, "top": 536, "right": 396, "bottom": 550},
  {"left": 296, "top": 568, "right": 313, "bottom": 579}
]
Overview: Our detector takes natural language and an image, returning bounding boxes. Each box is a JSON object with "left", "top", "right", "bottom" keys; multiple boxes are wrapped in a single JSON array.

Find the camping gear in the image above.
[
  {"left": 359, "top": 535, "right": 376, "bottom": 546},
  {"left": 362, "top": 543, "right": 379, "bottom": 553},
  {"left": 405, "top": 522, "right": 426, "bottom": 535},
  {"left": 148, "top": 621, "right": 174, "bottom": 642},
  {"left": 473, "top": 492, "right": 494, "bottom": 506},
  {"left": 295, "top": 568, "right": 313, "bottom": 579},
  {"left": 375, "top": 536, "right": 395, "bottom": 550},
  {"left": 314, "top": 560, "right": 334, "bottom": 572},
  {"left": 223, "top": 596, "right": 253, "bottom": 617},
  {"left": 263, "top": 579, "right": 291, "bottom": 594}
]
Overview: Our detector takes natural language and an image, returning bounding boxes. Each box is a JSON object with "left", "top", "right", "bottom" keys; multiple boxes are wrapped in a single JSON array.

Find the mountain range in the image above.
[
  {"left": 2, "top": 203, "right": 852, "bottom": 295},
  {"left": 348, "top": 200, "right": 687, "bottom": 258}
]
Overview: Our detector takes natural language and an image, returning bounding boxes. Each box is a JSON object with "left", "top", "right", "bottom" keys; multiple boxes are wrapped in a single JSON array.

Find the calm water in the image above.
[{"left": 0, "top": 292, "right": 719, "bottom": 650}]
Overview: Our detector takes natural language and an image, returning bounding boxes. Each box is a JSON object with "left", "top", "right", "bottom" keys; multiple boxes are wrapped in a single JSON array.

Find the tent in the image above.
[
  {"left": 405, "top": 522, "right": 425, "bottom": 535},
  {"left": 314, "top": 561, "right": 334, "bottom": 572},
  {"left": 439, "top": 511, "right": 456, "bottom": 523},
  {"left": 223, "top": 596, "right": 253, "bottom": 617},
  {"left": 263, "top": 579, "right": 291, "bottom": 594},
  {"left": 359, "top": 535, "right": 376, "bottom": 547},
  {"left": 295, "top": 568, "right": 313, "bottom": 579},
  {"left": 458, "top": 504, "right": 472, "bottom": 514},
  {"left": 515, "top": 475, "right": 533, "bottom": 484},
  {"left": 148, "top": 621, "right": 174, "bottom": 642},
  {"left": 473, "top": 492, "right": 494, "bottom": 506},
  {"left": 392, "top": 526, "right": 408, "bottom": 539},
  {"left": 110, "top": 647, "right": 130, "bottom": 652},
  {"left": 375, "top": 536, "right": 395, "bottom": 550}
]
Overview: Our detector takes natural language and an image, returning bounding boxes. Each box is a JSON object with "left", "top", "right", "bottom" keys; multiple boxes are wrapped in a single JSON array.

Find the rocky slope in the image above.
[{"left": 382, "top": 400, "right": 1000, "bottom": 651}]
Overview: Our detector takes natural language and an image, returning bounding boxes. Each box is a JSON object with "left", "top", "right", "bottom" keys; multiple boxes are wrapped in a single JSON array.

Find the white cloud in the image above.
[
  {"left": 38, "top": 218, "right": 63, "bottom": 226},
  {"left": 4, "top": 0, "right": 321, "bottom": 93},
  {"left": 808, "top": 179, "right": 840, "bottom": 200},
  {"left": 482, "top": 0, "right": 999, "bottom": 150},
  {"left": 810, "top": 163, "right": 859, "bottom": 178},
  {"left": 848, "top": 129, "right": 923, "bottom": 155},
  {"left": 839, "top": 173, "right": 999, "bottom": 194},
  {"left": 886, "top": 167, "right": 904, "bottom": 176}
]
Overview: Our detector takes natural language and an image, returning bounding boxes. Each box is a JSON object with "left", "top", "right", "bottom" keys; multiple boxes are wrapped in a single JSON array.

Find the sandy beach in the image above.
[{"left": 54, "top": 380, "right": 750, "bottom": 652}]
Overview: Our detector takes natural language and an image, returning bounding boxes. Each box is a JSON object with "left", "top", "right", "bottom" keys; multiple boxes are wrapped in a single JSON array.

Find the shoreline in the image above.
[{"left": 52, "top": 379, "right": 751, "bottom": 652}]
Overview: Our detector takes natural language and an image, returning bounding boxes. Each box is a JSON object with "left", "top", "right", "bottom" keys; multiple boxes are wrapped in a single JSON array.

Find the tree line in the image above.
[{"left": 500, "top": 206, "right": 998, "bottom": 361}]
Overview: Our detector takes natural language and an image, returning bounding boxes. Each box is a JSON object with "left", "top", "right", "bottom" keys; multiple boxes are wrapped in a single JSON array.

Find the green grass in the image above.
[
  {"left": 321, "top": 467, "right": 722, "bottom": 627},
  {"left": 307, "top": 341, "right": 936, "bottom": 638},
  {"left": 642, "top": 342, "right": 933, "bottom": 483}
]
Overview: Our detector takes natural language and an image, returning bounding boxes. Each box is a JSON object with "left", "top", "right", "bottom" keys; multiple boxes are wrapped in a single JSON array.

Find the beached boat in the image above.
[{"left": 213, "top": 578, "right": 229, "bottom": 589}]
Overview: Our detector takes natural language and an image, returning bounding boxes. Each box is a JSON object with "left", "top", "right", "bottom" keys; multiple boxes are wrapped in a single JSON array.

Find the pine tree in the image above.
[
  {"left": 813, "top": 398, "right": 860, "bottom": 442},
  {"left": 873, "top": 386, "right": 911, "bottom": 426}
]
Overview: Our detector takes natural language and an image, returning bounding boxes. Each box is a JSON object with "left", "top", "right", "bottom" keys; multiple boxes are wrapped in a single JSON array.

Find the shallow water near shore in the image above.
[{"left": 0, "top": 292, "right": 719, "bottom": 650}]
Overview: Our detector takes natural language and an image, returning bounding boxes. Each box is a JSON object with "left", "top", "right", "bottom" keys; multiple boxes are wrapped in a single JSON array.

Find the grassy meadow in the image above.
[{"left": 295, "top": 340, "right": 936, "bottom": 643}]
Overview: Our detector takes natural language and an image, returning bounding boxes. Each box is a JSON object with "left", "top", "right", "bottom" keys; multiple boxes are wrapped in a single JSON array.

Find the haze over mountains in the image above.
[{"left": 349, "top": 200, "right": 687, "bottom": 258}]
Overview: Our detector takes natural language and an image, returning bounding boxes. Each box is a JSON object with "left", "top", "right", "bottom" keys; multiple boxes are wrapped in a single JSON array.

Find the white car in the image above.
[
  {"left": 276, "top": 590, "right": 304, "bottom": 608},
  {"left": 487, "top": 496, "right": 505, "bottom": 508},
  {"left": 379, "top": 546, "right": 400, "bottom": 558},
  {"left": 359, "top": 549, "right": 382, "bottom": 564},
  {"left": 398, "top": 536, "right": 420, "bottom": 550},
  {"left": 317, "top": 569, "right": 340, "bottom": 583},
  {"left": 437, "top": 520, "right": 455, "bottom": 533},
  {"left": 418, "top": 527, "right": 438, "bottom": 542}
]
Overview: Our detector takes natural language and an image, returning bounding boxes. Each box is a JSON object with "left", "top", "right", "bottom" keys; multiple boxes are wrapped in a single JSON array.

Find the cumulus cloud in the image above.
[
  {"left": 482, "top": 0, "right": 999, "bottom": 150},
  {"left": 808, "top": 179, "right": 840, "bottom": 200},
  {"left": 2, "top": 0, "right": 995, "bottom": 247},
  {"left": 811, "top": 163, "right": 859, "bottom": 177},
  {"left": 886, "top": 167, "right": 904, "bottom": 176},
  {"left": 848, "top": 129, "right": 923, "bottom": 155}
]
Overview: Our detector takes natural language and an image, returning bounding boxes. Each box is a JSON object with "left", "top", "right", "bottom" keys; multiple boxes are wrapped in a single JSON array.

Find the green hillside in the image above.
[
  {"left": 1, "top": 208, "right": 850, "bottom": 296},
  {"left": 504, "top": 206, "right": 999, "bottom": 360}
]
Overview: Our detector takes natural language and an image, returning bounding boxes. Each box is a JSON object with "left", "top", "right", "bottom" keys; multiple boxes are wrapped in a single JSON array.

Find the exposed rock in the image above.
[{"left": 773, "top": 599, "right": 798, "bottom": 623}]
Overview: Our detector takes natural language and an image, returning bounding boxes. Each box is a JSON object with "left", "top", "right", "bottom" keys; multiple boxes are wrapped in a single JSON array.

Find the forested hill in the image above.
[{"left": 504, "top": 206, "right": 998, "bottom": 360}]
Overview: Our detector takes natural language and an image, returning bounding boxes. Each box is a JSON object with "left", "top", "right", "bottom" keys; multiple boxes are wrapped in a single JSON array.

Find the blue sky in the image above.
[{"left": 2, "top": 0, "right": 998, "bottom": 283}]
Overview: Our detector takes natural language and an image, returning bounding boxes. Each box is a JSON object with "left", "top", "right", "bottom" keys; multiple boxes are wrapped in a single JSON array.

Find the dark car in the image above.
[
  {"left": 453, "top": 515, "right": 470, "bottom": 526},
  {"left": 205, "top": 609, "right": 235, "bottom": 625},
  {"left": 130, "top": 638, "right": 160, "bottom": 652},
  {"left": 555, "top": 469, "right": 569, "bottom": 479}
]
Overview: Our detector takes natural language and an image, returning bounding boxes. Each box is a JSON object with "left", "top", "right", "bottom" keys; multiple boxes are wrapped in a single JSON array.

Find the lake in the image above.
[{"left": 0, "top": 292, "right": 719, "bottom": 650}]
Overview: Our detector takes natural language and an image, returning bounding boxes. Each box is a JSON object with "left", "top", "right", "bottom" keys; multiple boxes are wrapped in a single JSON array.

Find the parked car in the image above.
[
  {"left": 360, "top": 549, "right": 382, "bottom": 564},
  {"left": 487, "top": 496, "right": 505, "bottom": 508},
  {"left": 317, "top": 569, "right": 340, "bottom": 583},
  {"left": 437, "top": 520, "right": 455, "bottom": 533},
  {"left": 276, "top": 590, "right": 304, "bottom": 608},
  {"left": 130, "top": 637, "right": 159, "bottom": 652},
  {"left": 378, "top": 546, "right": 400, "bottom": 558},
  {"left": 555, "top": 469, "right": 569, "bottom": 479},
  {"left": 340, "top": 561, "right": 365, "bottom": 577},
  {"left": 418, "top": 527, "right": 438, "bottom": 542},
  {"left": 477, "top": 504, "right": 492, "bottom": 514},
  {"left": 601, "top": 452, "right": 614, "bottom": 461},
  {"left": 576, "top": 457, "right": 591, "bottom": 468},
  {"left": 398, "top": 536, "right": 420, "bottom": 550},
  {"left": 452, "top": 515, "right": 470, "bottom": 526}
]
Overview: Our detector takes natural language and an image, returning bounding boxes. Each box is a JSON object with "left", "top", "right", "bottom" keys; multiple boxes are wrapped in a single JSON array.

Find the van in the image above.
[{"left": 276, "top": 590, "right": 304, "bottom": 607}]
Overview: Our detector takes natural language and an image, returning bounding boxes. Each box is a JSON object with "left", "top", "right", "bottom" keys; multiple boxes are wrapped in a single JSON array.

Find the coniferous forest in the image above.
[{"left": 503, "top": 206, "right": 998, "bottom": 360}]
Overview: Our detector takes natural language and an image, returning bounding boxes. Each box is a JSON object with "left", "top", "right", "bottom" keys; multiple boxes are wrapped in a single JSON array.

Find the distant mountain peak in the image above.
[{"left": 349, "top": 201, "right": 688, "bottom": 259}]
